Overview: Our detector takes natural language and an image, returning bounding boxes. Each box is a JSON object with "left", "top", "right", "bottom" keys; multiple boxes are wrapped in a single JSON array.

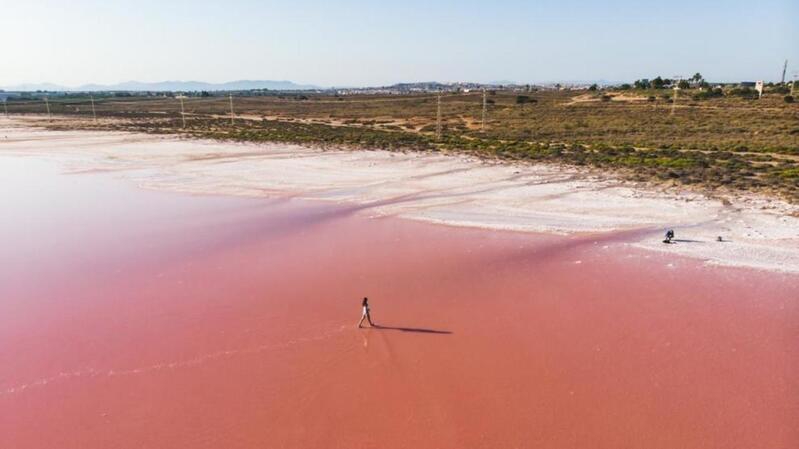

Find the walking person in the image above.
[{"left": 358, "top": 297, "right": 375, "bottom": 328}]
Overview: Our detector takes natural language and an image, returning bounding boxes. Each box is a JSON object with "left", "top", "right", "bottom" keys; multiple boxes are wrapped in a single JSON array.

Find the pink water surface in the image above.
[{"left": 1, "top": 156, "right": 797, "bottom": 448}]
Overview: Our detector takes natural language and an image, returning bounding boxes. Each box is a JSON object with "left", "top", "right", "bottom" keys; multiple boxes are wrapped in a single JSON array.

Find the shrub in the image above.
[
  {"left": 515, "top": 95, "right": 537, "bottom": 107},
  {"left": 728, "top": 87, "right": 758, "bottom": 99},
  {"left": 693, "top": 88, "right": 723, "bottom": 100},
  {"left": 784, "top": 95, "right": 795, "bottom": 103}
]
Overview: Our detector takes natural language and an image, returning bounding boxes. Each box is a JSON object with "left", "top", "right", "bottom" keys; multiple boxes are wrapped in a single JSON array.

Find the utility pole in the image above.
[
  {"left": 229, "top": 94, "right": 235, "bottom": 125},
  {"left": 90, "top": 95, "right": 97, "bottom": 122},
  {"left": 179, "top": 96, "right": 186, "bottom": 128},
  {"left": 781, "top": 59, "right": 788, "bottom": 84},
  {"left": 671, "top": 76, "right": 682, "bottom": 116},
  {"left": 481, "top": 88, "right": 487, "bottom": 132},
  {"left": 44, "top": 96, "right": 51, "bottom": 121},
  {"left": 435, "top": 92, "right": 442, "bottom": 140},
  {"left": 671, "top": 85, "right": 678, "bottom": 115}
]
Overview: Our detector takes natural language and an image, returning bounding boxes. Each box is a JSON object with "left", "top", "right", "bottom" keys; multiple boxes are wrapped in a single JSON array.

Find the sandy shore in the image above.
[{"left": 2, "top": 117, "right": 798, "bottom": 272}]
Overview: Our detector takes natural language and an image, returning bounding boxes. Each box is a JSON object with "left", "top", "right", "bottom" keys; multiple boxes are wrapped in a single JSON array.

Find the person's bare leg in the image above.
[
  {"left": 358, "top": 314, "right": 366, "bottom": 328},
  {"left": 367, "top": 312, "right": 375, "bottom": 327}
]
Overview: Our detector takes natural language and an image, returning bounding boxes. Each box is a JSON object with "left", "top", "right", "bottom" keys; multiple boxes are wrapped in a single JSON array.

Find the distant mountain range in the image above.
[
  {"left": 1, "top": 80, "right": 320, "bottom": 92},
  {"left": 1, "top": 79, "right": 631, "bottom": 94}
]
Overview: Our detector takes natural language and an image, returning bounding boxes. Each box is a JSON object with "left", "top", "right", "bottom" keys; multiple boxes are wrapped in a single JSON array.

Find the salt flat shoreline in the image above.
[{"left": 2, "top": 117, "right": 798, "bottom": 273}]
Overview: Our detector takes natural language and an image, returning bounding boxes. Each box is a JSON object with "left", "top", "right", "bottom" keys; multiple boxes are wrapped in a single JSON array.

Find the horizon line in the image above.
[{"left": 2, "top": 76, "right": 791, "bottom": 93}]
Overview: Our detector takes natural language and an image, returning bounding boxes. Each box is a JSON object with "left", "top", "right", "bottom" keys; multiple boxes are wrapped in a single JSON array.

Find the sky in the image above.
[{"left": 1, "top": 0, "right": 797, "bottom": 87}]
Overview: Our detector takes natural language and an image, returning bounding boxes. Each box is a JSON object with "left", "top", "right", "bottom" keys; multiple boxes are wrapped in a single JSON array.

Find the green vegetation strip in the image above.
[{"left": 94, "top": 116, "right": 798, "bottom": 203}]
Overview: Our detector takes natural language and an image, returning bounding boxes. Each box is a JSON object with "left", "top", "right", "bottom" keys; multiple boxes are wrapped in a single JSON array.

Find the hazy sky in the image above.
[{"left": 1, "top": 0, "right": 797, "bottom": 87}]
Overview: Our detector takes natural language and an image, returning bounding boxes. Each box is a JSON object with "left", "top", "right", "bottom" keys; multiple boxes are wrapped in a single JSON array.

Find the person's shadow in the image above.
[{"left": 371, "top": 324, "right": 452, "bottom": 335}]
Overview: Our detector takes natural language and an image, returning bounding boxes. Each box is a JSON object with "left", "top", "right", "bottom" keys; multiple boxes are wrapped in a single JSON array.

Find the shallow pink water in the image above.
[{"left": 1, "top": 156, "right": 797, "bottom": 448}]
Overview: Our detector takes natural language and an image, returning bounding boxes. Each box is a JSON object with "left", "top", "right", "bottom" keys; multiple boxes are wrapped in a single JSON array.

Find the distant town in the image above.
[{"left": 1, "top": 76, "right": 793, "bottom": 101}]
